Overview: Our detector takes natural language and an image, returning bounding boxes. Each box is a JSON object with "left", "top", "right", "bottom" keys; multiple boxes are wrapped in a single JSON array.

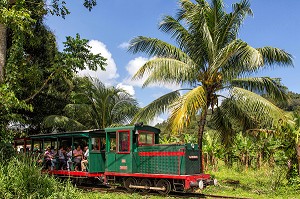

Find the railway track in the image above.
[{"left": 77, "top": 185, "right": 252, "bottom": 199}]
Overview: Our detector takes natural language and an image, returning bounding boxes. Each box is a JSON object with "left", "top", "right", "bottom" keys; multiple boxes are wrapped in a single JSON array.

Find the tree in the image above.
[
  {"left": 42, "top": 77, "right": 140, "bottom": 132},
  {"left": 129, "top": 0, "right": 293, "bottom": 173},
  {"left": 0, "top": 0, "right": 98, "bottom": 82}
]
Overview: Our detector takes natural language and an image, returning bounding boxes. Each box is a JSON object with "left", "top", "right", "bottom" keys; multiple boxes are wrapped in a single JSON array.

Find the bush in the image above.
[
  {"left": 0, "top": 155, "right": 80, "bottom": 199},
  {"left": 0, "top": 141, "right": 15, "bottom": 161}
]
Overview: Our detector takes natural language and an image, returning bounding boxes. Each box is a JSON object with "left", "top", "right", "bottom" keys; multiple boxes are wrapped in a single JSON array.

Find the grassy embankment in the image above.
[
  {"left": 1, "top": 155, "right": 299, "bottom": 199},
  {"left": 203, "top": 163, "right": 300, "bottom": 199}
]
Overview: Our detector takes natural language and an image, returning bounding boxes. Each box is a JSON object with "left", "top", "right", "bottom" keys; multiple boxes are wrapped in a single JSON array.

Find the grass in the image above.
[
  {"left": 202, "top": 163, "right": 300, "bottom": 199},
  {"left": 1, "top": 154, "right": 300, "bottom": 199}
]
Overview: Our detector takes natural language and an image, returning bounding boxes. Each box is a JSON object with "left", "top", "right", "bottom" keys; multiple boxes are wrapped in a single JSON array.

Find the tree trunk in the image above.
[
  {"left": 0, "top": 0, "right": 16, "bottom": 83},
  {"left": 0, "top": 23, "right": 6, "bottom": 82},
  {"left": 245, "top": 153, "right": 249, "bottom": 170},
  {"left": 257, "top": 151, "right": 262, "bottom": 169},
  {"left": 198, "top": 106, "right": 208, "bottom": 173}
]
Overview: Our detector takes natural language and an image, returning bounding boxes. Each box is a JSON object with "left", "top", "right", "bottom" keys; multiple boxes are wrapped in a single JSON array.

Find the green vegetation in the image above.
[
  {"left": 204, "top": 163, "right": 300, "bottom": 199},
  {"left": 42, "top": 77, "right": 139, "bottom": 131}
]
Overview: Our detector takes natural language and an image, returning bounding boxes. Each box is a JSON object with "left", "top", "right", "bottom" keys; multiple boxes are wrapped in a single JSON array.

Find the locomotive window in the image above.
[
  {"left": 138, "top": 132, "right": 154, "bottom": 146},
  {"left": 117, "top": 131, "right": 130, "bottom": 153}
]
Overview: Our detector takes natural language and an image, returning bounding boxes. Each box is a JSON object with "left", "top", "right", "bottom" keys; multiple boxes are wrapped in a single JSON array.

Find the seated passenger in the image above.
[
  {"left": 50, "top": 147, "right": 58, "bottom": 170},
  {"left": 44, "top": 147, "right": 54, "bottom": 170},
  {"left": 66, "top": 147, "right": 73, "bottom": 171},
  {"left": 58, "top": 146, "right": 67, "bottom": 170},
  {"left": 81, "top": 146, "right": 89, "bottom": 172},
  {"left": 73, "top": 145, "right": 83, "bottom": 171}
]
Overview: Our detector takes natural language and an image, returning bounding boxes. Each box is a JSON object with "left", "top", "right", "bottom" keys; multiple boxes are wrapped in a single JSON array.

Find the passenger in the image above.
[
  {"left": 81, "top": 146, "right": 89, "bottom": 172},
  {"left": 73, "top": 145, "right": 83, "bottom": 171},
  {"left": 66, "top": 147, "right": 73, "bottom": 171},
  {"left": 58, "top": 146, "right": 67, "bottom": 170},
  {"left": 50, "top": 147, "right": 58, "bottom": 170},
  {"left": 44, "top": 146, "right": 54, "bottom": 170}
]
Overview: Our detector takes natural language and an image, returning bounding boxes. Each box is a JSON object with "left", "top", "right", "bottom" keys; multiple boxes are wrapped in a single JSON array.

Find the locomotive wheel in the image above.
[
  {"left": 156, "top": 179, "right": 171, "bottom": 195},
  {"left": 124, "top": 177, "right": 137, "bottom": 192},
  {"left": 140, "top": 179, "right": 152, "bottom": 193}
]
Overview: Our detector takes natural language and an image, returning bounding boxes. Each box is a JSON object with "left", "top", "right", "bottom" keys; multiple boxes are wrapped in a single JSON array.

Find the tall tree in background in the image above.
[
  {"left": 43, "top": 77, "right": 139, "bottom": 132},
  {"left": 0, "top": 0, "right": 97, "bottom": 82},
  {"left": 0, "top": 0, "right": 105, "bottom": 135},
  {"left": 129, "top": 0, "right": 293, "bottom": 173}
]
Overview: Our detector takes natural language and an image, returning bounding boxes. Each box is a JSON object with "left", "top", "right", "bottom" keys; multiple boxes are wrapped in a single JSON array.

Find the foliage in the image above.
[
  {"left": 0, "top": 0, "right": 107, "bottom": 134},
  {"left": 42, "top": 77, "right": 139, "bottom": 132},
  {"left": 204, "top": 163, "right": 300, "bottom": 199},
  {"left": 49, "top": 0, "right": 97, "bottom": 18},
  {"left": 0, "top": 84, "right": 32, "bottom": 138},
  {"left": 0, "top": 155, "right": 80, "bottom": 199}
]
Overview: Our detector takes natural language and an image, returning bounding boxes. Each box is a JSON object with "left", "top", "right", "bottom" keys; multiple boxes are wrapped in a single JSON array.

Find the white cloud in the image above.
[
  {"left": 118, "top": 41, "right": 130, "bottom": 49},
  {"left": 116, "top": 83, "right": 135, "bottom": 96},
  {"left": 78, "top": 40, "right": 119, "bottom": 85},
  {"left": 149, "top": 116, "right": 165, "bottom": 126}
]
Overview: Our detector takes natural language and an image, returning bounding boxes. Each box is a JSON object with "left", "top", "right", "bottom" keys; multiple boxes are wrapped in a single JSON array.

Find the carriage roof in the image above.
[{"left": 29, "top": 129, "right": 105, "bottom": 139}]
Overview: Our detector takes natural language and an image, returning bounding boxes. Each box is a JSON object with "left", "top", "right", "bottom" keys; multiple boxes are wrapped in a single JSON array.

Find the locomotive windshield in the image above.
[{"left": 138, "top": 131, "right": 154, "bottom": 146}]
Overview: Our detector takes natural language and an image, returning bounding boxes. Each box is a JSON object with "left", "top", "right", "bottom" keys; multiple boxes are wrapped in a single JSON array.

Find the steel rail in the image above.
[{"left": 77, "top": 185, "right": 253, "bottom": 199}]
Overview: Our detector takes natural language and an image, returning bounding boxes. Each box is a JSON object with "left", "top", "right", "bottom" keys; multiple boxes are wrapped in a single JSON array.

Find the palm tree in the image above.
[
  {"left": 128, "top": 0, "right": 293, "bottom": 172},
  {"left": 43, "top": 76, "right": 139, "bottom": 131}
]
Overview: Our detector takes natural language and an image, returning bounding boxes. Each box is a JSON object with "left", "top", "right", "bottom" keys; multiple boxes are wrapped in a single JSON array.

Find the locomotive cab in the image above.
[{"left": 105, "top": 124, "right": 160, "bottom": 173}]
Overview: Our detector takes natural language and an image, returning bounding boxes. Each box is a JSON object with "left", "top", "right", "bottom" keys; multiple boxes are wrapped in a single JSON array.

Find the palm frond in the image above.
[
  {"left": 229, "top": 87, "right": 287, "bottom": 126},
  {"left": 217, "top": 0, "right": 253, "bottom": 48},
  {"left": 132, "top": 90, "right": 181, "bottom": 124},
  {"left": 206, "top": 0, "right": 225, "bottom": 44},
  {"left": 212, "top": 39, "right": 263, "bottom": 75},
  {"left": 133, "top": 58, "right": 197, "bottom": 87},
  {"left": 128, "top": 36, "right": 191, "bottom": 62},
  {"left": 230, "top": 77, "right": 289, "bottom": 102},
  {"left": 257, "top": 47, "right": 293, "bottom": 66},
  {"left": 42, "top": 115, "right": 87, "bottom": 131},
  {"left": 210, "top": 105, "right": 236, "bottom": 145},
  {"left": 168, "top": 86, "right": 207, "bottom": 131},
  {"left": 159, "top": 15, "right": 191, "bottom": 51}
]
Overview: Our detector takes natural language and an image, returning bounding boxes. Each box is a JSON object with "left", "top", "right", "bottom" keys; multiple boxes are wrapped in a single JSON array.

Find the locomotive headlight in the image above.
[
  {"left": 213, "top": 178, "right": 218, "bottom": 186},
  {"left": 198, "top": 180, "right": 204, "bottom": 189},
  {"left": 191, "top": 143, "right": 195, "bottom": 149}
]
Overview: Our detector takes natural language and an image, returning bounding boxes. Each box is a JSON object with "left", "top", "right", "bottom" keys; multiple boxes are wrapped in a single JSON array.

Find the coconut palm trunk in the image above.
[{"left": 198, "top": 104, "right": 209, "bottom": 173}]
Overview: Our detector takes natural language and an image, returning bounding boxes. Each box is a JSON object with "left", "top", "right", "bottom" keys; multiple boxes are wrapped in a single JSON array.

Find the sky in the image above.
[{"left": 45, "top": 0, "right": 300, "bottom": 124}]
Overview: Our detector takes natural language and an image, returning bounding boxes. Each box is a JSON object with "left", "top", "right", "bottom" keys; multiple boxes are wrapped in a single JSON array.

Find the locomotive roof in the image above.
[
  {"left": 105, "top": 125, "right": 160, "bottom": 134},
  {"left": 29, "top": 129, "right": 105, "bottom": 139}
]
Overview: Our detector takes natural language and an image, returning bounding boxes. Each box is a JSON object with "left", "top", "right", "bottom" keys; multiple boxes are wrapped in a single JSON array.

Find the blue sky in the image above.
[{"left": 45, "top": 0, "right": 300, "bottom": 124}]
